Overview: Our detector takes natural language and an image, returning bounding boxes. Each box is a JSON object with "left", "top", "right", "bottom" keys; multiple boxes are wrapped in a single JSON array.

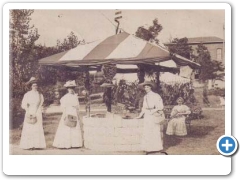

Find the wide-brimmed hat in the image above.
[
  {"left": 100, "top": 82, "right": 115, "bottom": 88},
  {"left": 138, "top": 81, "right": 156, "bottom": 89},
  {"left": 176, "top": 97, "right": 184, "bottom": 102},
  {"left": 64, "top": 80, "right": 77, "bottom": 88},
  {"left": 26, "top": 77, "right": 38, "bottom": 86}
]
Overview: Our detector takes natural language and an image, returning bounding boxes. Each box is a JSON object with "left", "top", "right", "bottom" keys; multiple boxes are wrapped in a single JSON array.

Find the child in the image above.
[{"left": 166, "top": 97, "right": 191, "bottom": 136}]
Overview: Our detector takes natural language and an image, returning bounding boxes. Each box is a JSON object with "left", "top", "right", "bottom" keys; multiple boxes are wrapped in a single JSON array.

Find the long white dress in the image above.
[
  {"left": 141, "top": 91, "right": 164, "bottom": 152},
  {"left": 53, "top": 93, "right": 83, "bottom": 148},
  {"left": 166, "top": 105, "right": 191, "bottom": 136},
  {"left": 20, "top": 90, "right": 46, "bottom": 149}
]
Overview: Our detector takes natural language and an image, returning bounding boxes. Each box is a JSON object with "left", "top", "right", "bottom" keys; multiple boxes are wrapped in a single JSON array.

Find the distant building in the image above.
[
  {"left": 164, "top": 36, "right": 225, "bottom": 63},
  {"left": 164, "top": 36, "right": 225, "bottom": 89},
  {"left": 187, "top": 36, "right": 225, "bottom": 64}
]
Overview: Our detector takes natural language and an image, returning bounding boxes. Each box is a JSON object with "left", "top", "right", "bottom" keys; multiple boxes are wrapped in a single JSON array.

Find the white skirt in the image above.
[
  {"left": 141, "top": 112, "right": 163, "bottom": 152},
  {"left": 53, "top": 113, "right": 83, "bottom": 149},
  {"left": 20, "top": 111, "right": 46, "bottom": 149},
  {"left": 166, "top": 116, "right": 187, "bottom": 136}
]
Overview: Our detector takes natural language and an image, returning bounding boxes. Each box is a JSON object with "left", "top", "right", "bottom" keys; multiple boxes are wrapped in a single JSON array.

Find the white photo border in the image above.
[{"left": 3, "top": 2, "right": 231, "bottom": 175}]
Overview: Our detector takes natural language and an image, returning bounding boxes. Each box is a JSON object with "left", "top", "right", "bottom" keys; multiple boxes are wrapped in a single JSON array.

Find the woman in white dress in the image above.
[
  {"left": 53, "top": 80, "right": 83, "bottom": 149},
  {"left": 20, "top": 77, "right": 46, "bottom": 150},
  {"left": 136, "top": 81, "right": 165, "bottom": 155},
  {"left": 166, "top": 97, "right": 191, "bottom": 136}
]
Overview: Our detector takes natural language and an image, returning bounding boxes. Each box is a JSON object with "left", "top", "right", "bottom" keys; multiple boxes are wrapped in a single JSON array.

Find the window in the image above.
[{"left": 217, "top": 48, "right": 222, "bottom": 60}]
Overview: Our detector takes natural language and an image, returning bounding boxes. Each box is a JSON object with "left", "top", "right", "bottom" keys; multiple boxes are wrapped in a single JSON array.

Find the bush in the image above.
[
  {"left": 159, "top": 82, "right": 192, "bottom": 105},
  {"left": 10, "top": 97, "right": 25, "bottom": 129},
  {"left": 112, "top": 80, "right": 142, "bottom": 109},
  {"left": 208, "top": 88, "right": 225, "bottom": 96}
]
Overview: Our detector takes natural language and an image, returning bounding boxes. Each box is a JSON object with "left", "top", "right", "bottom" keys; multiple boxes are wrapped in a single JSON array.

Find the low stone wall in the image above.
[{"left": 82, "top": 113, "right": 144, "bottom": 152}]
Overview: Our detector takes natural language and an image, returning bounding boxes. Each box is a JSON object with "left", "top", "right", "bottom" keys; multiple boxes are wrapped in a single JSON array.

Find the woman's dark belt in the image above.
[
  {"left": 146, "top": 108, "right": 155, "bottom": 110},
  {"left": 146, "top": 108, "right": 163, "bottom": 110}
]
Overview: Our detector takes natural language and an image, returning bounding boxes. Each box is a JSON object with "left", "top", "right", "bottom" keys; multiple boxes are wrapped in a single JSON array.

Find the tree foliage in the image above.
[
  {"left": 135, "top": 18, "right": 163, "bottom": 44},
  {"left": 168, "top": 37, "right": 193, "bottom": 59},
  {"left": 135, "top": 18, "right": 163, "bottom": 83},
  {"left": 194, "top": 44, "right": 224, "bottom": 82},
  {"left": 38, "top": 31, "right": 85, "bottom": 85},
  {"left": 9, "top": 9, "right": 85, "bottom": 100},
  {"left": 10, "top": 10, "right": 87, "bottom": 120},
  {"left": 10, "top": 10, "right": 40, "bottom": 98},
  {"left": 56, "top": 31, "right": 83, "bottom": 52}
]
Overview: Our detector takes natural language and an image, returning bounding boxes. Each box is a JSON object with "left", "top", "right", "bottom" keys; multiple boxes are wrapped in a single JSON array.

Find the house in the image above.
[
  {"left": 164, "top": 36, "right": 225, "bottom": 63},
  {"left": 164, "top": 36, "right": 225, "bottom": 88},
  {"left": 187, "top": 36, "right": 225, "bottom": 64}
]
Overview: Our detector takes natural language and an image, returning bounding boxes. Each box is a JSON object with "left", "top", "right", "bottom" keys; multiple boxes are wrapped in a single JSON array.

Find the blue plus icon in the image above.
[{"left": 217, "top": 135, "right": 238, "bottom": 156}]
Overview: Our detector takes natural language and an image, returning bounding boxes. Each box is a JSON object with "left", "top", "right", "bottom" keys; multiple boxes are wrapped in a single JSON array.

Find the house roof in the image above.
[
  {"left": 164, "top": 36, "right": 224, "bottom": 45},
  {"left": 187, "top": 36, "right": 224, "bottom": 43}
]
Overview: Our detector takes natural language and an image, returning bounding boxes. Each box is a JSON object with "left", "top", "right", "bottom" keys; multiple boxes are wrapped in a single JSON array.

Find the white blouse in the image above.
[
  {"left": 142, "top": 91, "right": 164, "bottom": 112},
  {"left": 170, "top": 105, "right": 191, "bottom": 118},
  {"left": 60, "top": 93, "right": 79, "bottom": 116},
  {"left": 21, "top": 90, "right": 44, "bottom": 114}
]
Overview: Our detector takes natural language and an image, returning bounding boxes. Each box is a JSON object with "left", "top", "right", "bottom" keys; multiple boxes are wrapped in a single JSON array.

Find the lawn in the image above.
[
  {"left": 9, "top": 109, "right": 224, "bottom": 155},
  {"left": 194, "top": 87, "right": 223, "bottom": 108},
  {"left": 163, "top": 110, "right": 225, "bottom": 155}
]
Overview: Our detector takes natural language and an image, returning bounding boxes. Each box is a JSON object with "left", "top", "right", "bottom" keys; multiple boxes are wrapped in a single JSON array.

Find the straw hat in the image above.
[
  {"left": 26, "top": 77, "right": 38, "bottom": 86},
  {"left": 64, "top": 80, "right": 77, "bottom": 88},
  {"left": 100, "top": 82, "right": 115, "bottom": 88},
  {"left": 138, "top": 81, "right": 156, "bottom": 89},
  {"left": 176, "top": 97, "right": 184, "bottom": 102}
]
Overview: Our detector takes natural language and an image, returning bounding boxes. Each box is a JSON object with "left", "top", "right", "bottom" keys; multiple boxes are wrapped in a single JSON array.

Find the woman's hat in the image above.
[
  {"left": 100, "top": 82, "right": 115, "bottom": 88},
  {"left": 138, "top": 81, "right": 156, "bottom": 89},
  {"left": 26, "top": 77, "right": 38, "bottom": 86},
  {"left": 176, "top": 97, "right": 184, "bottom": 102},
  {"left": 64, "top": 80, "right": 77, "bottom": 88}
]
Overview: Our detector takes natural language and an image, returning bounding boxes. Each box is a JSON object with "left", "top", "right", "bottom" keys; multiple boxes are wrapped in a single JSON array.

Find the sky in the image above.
[{"left": 30, "top": 10, "right": 225, "bottom": 47}]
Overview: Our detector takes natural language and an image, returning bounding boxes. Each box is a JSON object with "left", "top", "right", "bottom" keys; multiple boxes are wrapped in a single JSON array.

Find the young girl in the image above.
[{"left": 166, "top": 97, "right": 191, "bottom": 136}]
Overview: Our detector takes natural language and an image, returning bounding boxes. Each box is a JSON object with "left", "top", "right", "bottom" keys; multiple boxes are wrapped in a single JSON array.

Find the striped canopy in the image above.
[{"left": 39, "top": 32, "right": 200, "bottom": 69}]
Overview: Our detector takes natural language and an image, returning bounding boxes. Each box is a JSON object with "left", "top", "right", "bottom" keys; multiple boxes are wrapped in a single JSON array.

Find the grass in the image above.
[
  {"left": 194, "top": 87, "right": 222, "bottom": 108},
  {"left": 163, "top": 110, "right": 224, "bottom": 155},
  {"left": 10, "top": 109, "right": 224, "bottom": 155}
]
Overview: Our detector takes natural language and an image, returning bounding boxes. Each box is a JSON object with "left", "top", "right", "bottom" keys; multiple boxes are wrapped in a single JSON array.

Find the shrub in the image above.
[{"left": 208, "top": 88, "right": 225, "bottom": 97}]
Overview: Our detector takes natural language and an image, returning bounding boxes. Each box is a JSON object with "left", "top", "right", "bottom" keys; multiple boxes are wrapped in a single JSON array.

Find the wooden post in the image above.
[
  {"left": 156, "top": 71, "right": 160, "bottom": 93},
  {"left": 84, "top": 68, "right": 90, "bottom": 92},
  {"left": 84, "top": 67, "right": 91, "bottom": 116},
  {"left": 137, "top": 64, "right": 145, "bottom": 83},
  {"left": 106, "top": 87, "right": 112, "bottom": 112}
]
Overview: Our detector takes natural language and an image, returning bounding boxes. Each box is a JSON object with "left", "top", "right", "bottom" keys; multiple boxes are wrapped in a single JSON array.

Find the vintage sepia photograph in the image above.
[{"left": 9, "top": 8, "right": 226, "bottom": 156}]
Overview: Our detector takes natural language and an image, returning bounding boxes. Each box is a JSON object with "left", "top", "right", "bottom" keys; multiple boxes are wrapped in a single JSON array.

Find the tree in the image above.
[
  {"left": 56, "top": 32, "right": 84, "bottom": 82},
  {"left": 37, "top": 31, "right": 85, "bottom": 85},
  {"left": 10, "top": 10, "right": 40, "bottom": 98},
  {"left": 136, "top": 18, "right": 163, "bottom": 44},
  {"left": 168, "top": 37, "right": 193, "bottom": 59},
  {"left": 135, "top": 18, "right": 163, "bottom": 83},
  {"left": 194, "top": 44, "right": 224, "bottom": 82},
  {"left": 56, "top": 31, "right": 83, "bottom": 52},
  {"left": 194, "top": 44, "right": 225, "bottom": 105}
]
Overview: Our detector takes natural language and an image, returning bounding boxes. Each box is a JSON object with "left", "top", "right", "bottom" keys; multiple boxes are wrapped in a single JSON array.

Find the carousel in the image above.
[{"left": 39, "top": 31, "right": 200, "bottom": 152}]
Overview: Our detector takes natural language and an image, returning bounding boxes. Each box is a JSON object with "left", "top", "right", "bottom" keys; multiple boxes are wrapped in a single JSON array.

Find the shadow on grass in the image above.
[
  {"left": 163, "top": 124, "right": 216, "bottom": 151},
  {"left": 188, "top": 125, "right": 216, "bottom": 137},
  {"left": 163, "top": 135, "right": 183, "bottom": 150}
]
